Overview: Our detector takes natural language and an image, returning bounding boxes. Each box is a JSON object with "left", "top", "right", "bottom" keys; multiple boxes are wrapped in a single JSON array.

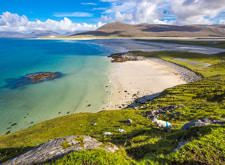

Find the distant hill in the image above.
[
  {"left": 72, "top": 22, "right": 225, "bottom": 37},
  {"left": 0, "top": 30, "right": 61, "bottom": 38}
]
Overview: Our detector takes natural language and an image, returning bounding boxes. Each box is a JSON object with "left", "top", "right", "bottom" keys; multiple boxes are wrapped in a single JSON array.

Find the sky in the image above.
[{"left": 0, "top": 0, "right": 225, "bottom": 34}]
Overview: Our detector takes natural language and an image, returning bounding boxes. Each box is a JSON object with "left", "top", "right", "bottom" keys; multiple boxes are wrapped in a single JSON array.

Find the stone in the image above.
[
  {"left": 212, "top": 120, "right": 225, "bottom": 124},
  {"left": 174, "top": 140, "right": 191, "bottom": 152},
  {"left": 5, "top": 131, "right": 11, "bottom": 135},
  {"left": 140, "top": 106, "right": 147, "bottom": 109},
  {"left": 180, "top": 118, "right": 213, "bottom": 131},
  {"left": 127, "top": 119, "right": 133, "bottom": 124},
  {"left": 175, "top": 111, "right": 181, "bottom": 115},
  {"left": 11, "top": 123, "right": 17, "bottom": 127},
  {"left": 108, "top": 52, "right": 145, "bottom": 63},
  {"left": 92, "top": 123, "right": 97, "bottom": 126},
  {"left": 4, "top": 135, "right": 119, "bottom": 165}
]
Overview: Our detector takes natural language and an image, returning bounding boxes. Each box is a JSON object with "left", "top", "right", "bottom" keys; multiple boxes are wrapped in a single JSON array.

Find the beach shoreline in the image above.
[{"left": 107, "top": 59, "right": 189, "bottom": 110}]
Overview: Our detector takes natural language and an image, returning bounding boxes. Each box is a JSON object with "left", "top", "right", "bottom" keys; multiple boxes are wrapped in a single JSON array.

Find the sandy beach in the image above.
[{"left": 108, "top": 59, "right": 187, "bottom": 110}]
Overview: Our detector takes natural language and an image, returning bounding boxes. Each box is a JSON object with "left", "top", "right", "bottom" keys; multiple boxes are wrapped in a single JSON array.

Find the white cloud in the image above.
[
  {"left": 100, "top": 0, "right": 225, "bottom": 25},
  {"left": 0, "top": 12, "right": 103, "bottom": 34},
  {"left": 81, "top": 3, "right": 96, "bottom": 5},
  {"left": 54, "top": 12, "right": 93, "bottom": 17},
  {"left": 99, "top": 0, "right": 118, "bottom": 2},
  {"left": 170, "top": 0, "right": 225, "bottom": 24},
  {"left": 220, "top": 20, "right": 225, "bottom": 24},
  {"left": 93, "top": 7, "right": 107, "bottom": 11}
]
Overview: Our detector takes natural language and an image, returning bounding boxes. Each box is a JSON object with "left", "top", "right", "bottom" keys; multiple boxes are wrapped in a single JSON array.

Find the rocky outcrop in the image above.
[
  {"left": 142, "top": 105, "right": 185, "bottom": 119},
  {"left": 108, "top": 52, "right": 145, "bottom": 62},
  {"left": 4, "top": 135, "right": 119, "bottom": 165},
  {"left": 181, "top": 118, "right": 225, "bottom": 131},
  {"left": 26, "top": 72, "right": 61, "bottom": 82},
  {"left": 2, "top": 72, "right": 62, "bottom": 89}
]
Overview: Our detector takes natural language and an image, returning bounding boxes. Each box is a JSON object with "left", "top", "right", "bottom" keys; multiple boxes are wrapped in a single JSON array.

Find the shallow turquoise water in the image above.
[{"left": 0, "top": 38, "right": 114, "bottom": 135}]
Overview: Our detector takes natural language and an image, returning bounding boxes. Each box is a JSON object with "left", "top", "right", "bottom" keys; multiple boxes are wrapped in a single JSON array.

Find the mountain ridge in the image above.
[{"left": 72, "top": 22, "right": 225, "bottom": 37}]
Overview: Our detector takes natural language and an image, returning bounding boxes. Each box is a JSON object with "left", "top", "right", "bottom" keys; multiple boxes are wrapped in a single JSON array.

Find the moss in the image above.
[
  {"left": 99, "top": 142, "right": 114, "bottom": 148},
  {"left": 79, "top": 142, "right": 84, "bottom": 148},
  {"left": 61, "top": 141, "right": 70, "bottom": 149},
  {"left": 74, "top": 136, "right": 84, "bottom": 142}
]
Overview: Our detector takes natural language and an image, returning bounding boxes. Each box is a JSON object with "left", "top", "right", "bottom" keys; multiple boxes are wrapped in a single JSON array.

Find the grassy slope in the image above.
[
  {"left": 136, "top": 39, "right": 225, "bottom": 48},
  {"left": 0, "top": 51, "right": 225, "bottom": 164}
]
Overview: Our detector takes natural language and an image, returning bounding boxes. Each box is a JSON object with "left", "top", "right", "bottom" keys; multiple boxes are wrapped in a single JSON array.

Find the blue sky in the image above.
[{"left": 0, "top": 0, "right": 225, "bottom": 33}]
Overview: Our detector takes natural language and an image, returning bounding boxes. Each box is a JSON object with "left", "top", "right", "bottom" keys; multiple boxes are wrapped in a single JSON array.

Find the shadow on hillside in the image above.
[
  {"left": 124, "top": 92, "right": 161, "bottom": 109},
  {"left": 74, "top": 30, "right": 124, "bottom": 36},
  {"left": 0, "top": 146, "right": 33, "bottom": 163},
  {"left": 141, "top": 25, "right": 201, "bottom": 33}
]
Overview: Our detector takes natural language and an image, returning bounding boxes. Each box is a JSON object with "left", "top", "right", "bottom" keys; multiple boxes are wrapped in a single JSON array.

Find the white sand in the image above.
[{"left": 108, "top": 59, "right": 186, "bottom": 110}]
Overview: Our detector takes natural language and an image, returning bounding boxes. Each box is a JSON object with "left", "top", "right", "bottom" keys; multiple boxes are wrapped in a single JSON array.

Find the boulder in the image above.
[
  {"left": 127, "top": 119, "right": 133, "bottom": 124},
  {"left": 4, "top": 135, "right": 119, "bottom": 165},
  {"left": 180, "top": 118, "right": 212, "bottom": 131}
]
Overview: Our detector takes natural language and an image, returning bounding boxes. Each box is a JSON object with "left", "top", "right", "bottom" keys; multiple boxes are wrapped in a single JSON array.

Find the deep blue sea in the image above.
[{"left": 0, "top": 38, "right": 114, "bottom": 135}]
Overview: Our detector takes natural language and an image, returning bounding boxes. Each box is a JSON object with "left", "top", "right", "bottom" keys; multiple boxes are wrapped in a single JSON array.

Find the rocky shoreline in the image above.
[
  {"left": 108, "top": 52, "right": 145, "bottom": 62},
  {"left": 147, "top": 57, "right": 202, "bottom": 83}
]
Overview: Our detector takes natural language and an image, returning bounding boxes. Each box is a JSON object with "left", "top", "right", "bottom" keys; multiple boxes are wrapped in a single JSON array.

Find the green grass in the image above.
[
  {"left": 136, "top": 39, "right": 225, "bottom": 48},
  {"left": 45, "top": 149, "right": 134, "bottom": 165},
  {"left": 0, "top": 50, "right": 225, "bottom": 164}
]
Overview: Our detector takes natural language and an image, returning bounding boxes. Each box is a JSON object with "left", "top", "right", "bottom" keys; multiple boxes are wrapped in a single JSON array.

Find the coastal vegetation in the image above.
[
  {"left": 136, "top": 39, "right": 225, "bottom": 49},
  {"left": 0, "top": 50, "right": 225, "bottom": 164}
]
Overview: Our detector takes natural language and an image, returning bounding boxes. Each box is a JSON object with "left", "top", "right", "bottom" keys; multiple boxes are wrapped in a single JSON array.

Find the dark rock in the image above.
[
  {"left": 58, "top": 112, "right": 61, "bottom": 114},
  {"left": 67, "top": 111, "right": 71, "bottom": 114},
  {"left": 170, "top": 113, "right": 175, "bottom": 118},
  {"left": 92, "top": 123, "right": 97, "bottom": 126},
  {"left": 175, "top": 111, "right": 181, "bottom": 115},
  {"left": 212, "top": 120, "right": 225, "bottom": 124},
  {"left": 108, "top": 52, "right": 145, "bottom": 63},
  {"left": 87, "top": 104, "right": 91, "bottom": 107},
  {"left": 140, "top": 106, "right": 147, "bottom": 109},
  {"left": 5, "top": 131, "right": 11, "bottom": 135},
  {"left": 127, "top": 119, "right": 133, "bottom": 124},
  {"left": 5, "top": 135, "right": 119, "bottom": 165},
  {"left": 11, "top": 123, "right": 17, "bottom": 127},
  {"left": 124, "top": 90, "right": 127, "bottom": 93}
]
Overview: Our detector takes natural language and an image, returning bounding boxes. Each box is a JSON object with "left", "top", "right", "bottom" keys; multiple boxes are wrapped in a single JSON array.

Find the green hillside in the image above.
[{"left": 0, "top": 50, "right": 225, "bottom": 165}]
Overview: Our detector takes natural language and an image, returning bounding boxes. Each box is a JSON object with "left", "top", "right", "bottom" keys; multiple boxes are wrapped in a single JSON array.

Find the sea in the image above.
[{"left": 0, "top": 38, "right": 116, "bottom": 135}]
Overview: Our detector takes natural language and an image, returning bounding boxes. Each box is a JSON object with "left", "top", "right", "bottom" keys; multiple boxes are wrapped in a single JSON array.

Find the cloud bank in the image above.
[
  {"left": 0, "top": 12, "right": 103, "bottom": 34},
  {"left": 101, "top": 0, "right": 225, "bottom": 25}
]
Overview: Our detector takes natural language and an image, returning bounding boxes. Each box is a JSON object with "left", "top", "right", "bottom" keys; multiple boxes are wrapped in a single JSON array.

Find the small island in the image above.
[
  {"left": 26, "top": 72, "right": 62, "bottom": 82},
  {"left": 3, "top": 72, "right": 63, "bottom": 89}
]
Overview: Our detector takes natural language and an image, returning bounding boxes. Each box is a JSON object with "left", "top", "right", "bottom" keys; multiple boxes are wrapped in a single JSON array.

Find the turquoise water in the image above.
[{"left": 0, "top": 38, "right": 114, "bottom": 135}]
